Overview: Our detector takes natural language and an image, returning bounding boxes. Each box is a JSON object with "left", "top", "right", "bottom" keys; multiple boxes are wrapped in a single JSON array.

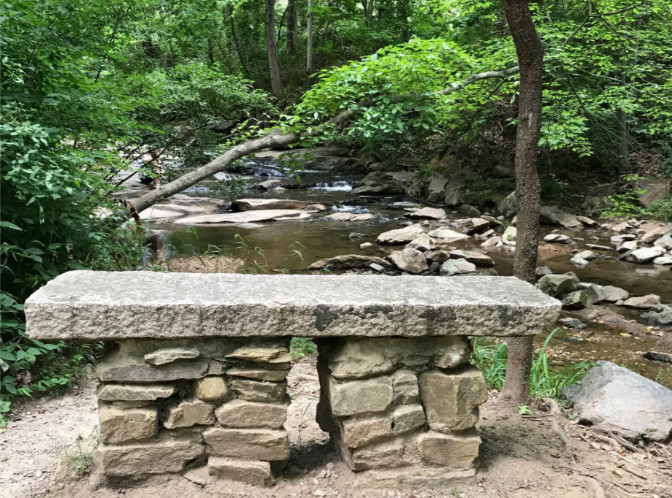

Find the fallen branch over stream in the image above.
[{"left": 129, "top": 66, "right": 519, "bottom": 213}]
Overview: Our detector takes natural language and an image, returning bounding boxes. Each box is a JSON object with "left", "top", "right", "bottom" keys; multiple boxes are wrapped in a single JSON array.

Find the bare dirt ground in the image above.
[{"left": 1, "top": 357, "right": 670, "bottom": 498}]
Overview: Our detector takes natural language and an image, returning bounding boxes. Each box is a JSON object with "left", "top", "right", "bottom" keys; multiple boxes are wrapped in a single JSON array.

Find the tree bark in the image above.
[
  {"left": 129, "top": 67, "right": 519, "bottom": 214},
  {"left": 287, "top": 0, "right": 298, "bottom": 54},
  {"left": 499, "top": 0, "right": 544, "bottom": 406},
  {"left": 265, "top": 0, "right": 283, "bottom": 99},
  {"left": 307, "top": 0, "right": 314, "bottom": 74}
]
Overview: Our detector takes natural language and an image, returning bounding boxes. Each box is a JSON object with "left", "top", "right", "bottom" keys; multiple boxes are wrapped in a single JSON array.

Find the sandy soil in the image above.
[{"left": 1, "top": 358, "right": 670, "bottom": 498}]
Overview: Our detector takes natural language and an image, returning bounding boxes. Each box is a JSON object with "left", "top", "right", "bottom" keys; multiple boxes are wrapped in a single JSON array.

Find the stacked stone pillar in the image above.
[
  {"left": 94, "top": 338, "right": 292, "bottom": 486},
  {"left": 315, "top": 336, "right": 488, "bottom": 488}
]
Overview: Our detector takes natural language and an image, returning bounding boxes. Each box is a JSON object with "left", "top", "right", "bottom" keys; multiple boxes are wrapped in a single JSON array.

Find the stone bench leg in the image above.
[
  {"left": 315, "top": 336, "right": 488, "bottom": 488},
  {"left": 93, "top": 338, "right": 292, "bottom": 487}
]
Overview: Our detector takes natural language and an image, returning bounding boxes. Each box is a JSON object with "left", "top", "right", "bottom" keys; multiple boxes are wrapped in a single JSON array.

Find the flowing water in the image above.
[{"left": 153, "top": 159, "right": 672, "bottom": 388}]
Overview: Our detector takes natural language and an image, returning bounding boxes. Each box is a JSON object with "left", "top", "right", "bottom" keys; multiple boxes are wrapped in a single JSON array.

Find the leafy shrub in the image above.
[
  {"left": 600, "top": 175, "right": 651, "bottom": 220},
  {"left": 290, "top": 338, "right": 318, "bottom": 360},
  {"left": 649, "top": 196, "right": 672, "bottom": 222}
]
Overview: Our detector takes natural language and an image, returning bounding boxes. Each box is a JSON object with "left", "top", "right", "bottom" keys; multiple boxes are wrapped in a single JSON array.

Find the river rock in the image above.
[
  {"left": 653, "top": 234, "right": 672, "bottom": 250},
  {"left": 208, "top": 458, "right": 274, "bottom": 487},
  {"left": 536, "top": 273, "right": 581, "bottom": 298},
  {"left": 562, "top": 290, "right": 588, "bottom": 310},
  {"left": 602, "top": 285, "right": 630, "bottom": 302},
  {"left": 640, "top": 225, "right": 671, "bottom": 244},
  {"left": 174, "top": 210, "right": 310, "bottom": 225},
  {"left": 641, "top": 304, "right": 672, "bottom": 325},
  {"left": 325, "top": 212, "right": 376, "bottom": 222},
  {"left": 204, "top": 428, "right": 290, "bottom": 461},
  {"left": 544, "top": 234, "right": 572, "bottom": 244},
  {"left": 419, "top": 368, "right": 487, "bottom": 432},
  {"left": 440, "top": 259, "right": 476, "bottom": 276},
  {"left": 444, "top": 182, "right": 464, "bottom": 206},
  {"left": 424, "top": 249, "right": 450, "bottom": 264},
  {"left": 501, "top": 226, "right": 517, "bottom": 245},
  {"left": 586, "top": 244, "right": 611, "bottom": 251},
  {"left": 231, "top": 199, "right": 310, "bottom": 212},
  {"left": 653, "top": 255, "right": 672, "bottom": 265},
  {"left": 164, "top": 399, "right": 215, "bottom": 429},
  {"left": 563, "top": 361, "right": 672, "bottom": 441},
  {"left": 558, "top": 317, "right": 586, "bottom": 329},
  {"left": 308, "top": 254, "right": 392, "bottom": 272},
  {"left": 454, "top": 217, "right": 491, "bottom": 235},
  {"left": 377, "top": 224, "right": 424, "bottom": 245},
  {"left": 449, "top": 250, "right": 494, "bottom": 267},
  {"left": 617, "top": 239, "right": 637, "bottom": 253},
  {"left": 426, "top": 176, "right": 448, "bottom": 203},
  {"left": 255, "top": 179, "right": 282, "bottom": 191},
  {"left": 570, "top": 254, "right": 589, "bottom": 267},
  {"left": 540, "top": 206, "right": 581, "bottom": 228},
  {"left": 622, "top": 294, "right": 661, "bottom": 309},
  {"left": 406, "top": 207, "right": 446, "bottom": 220},
  {"left": 144, "top": 348, "right": 200, "bottom": 365},
  {"left": 428, "top": 227, "right": 470, "bottom": 243},
  {"left": 625, "top": 246, "right": 666, "bottom": 264},
  {"left": 351, "top": 172, "right": 404, "bottom": 195},
  {"left": 498, "top": 191, "right": 517, "bottom": 218},
  {"left": 389, "top": 248, "right": 429, "bottom": 274},
  {"left": 458, "top": 205, "right": 482, "bottom": 217},
  {"left": 576, "top": 216, "right": 597, "bottom": 227},
  {"left": 480, "top": 236, "right": 501, "bottom": 248},
  {"left": 215, "top": 399, "right": 287, "bottom": 429},
  {"left": 576, "top": 250, "right": 597, "bottom": 261},
  {"left": 583, "top": 284, "right": 607, "bottom": 305},
  {"left": 407, "top": 233, "right": 434, "bottom": 251}
]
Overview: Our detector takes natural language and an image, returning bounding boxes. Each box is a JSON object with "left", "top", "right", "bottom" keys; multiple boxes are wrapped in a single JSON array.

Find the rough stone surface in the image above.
[
  {"left": 562, "top": 290, "right": 588, "bottom": 310},
  {"left": 564, "top": 361, "right": 672, "bottom": 441},
  {"left": 25, "top": 272, "right": 560, "bottom": 339},
  {"left": 392, "top": 404, "right": 426, "bottom": 434},
  {"left": 144, "top": 348, "right": 200, "bottom": 365},
  {"left": 653, "top": 234, "right": 672, "bottom": 250},
  {"left": 215, "top": 399, "right": 287, "bottom": 429},
  {"left": 329, "top": 376, "right": 394, "bottom": 417},
  {"left": 427, "top": 227, "right": 470, "bottom": 243},
  {"left": 308, "top": 254, "right": 392, "bottom": 272},
  {"left": 349, "top": 441, "right": 404, "bottom": 471},
  {"left": 449, "top": 250, "right": 494, "bottom": 267},
  {"left": 231, "top": 198, "right": 310, "bottom": 212},
  {"left": 208, "top": 457, "right": 275, "bottom": 486},
  {"left": 501, "top": 226, "right": 517, "bottom": 245},
  {"left": 226, "top": 367, "right": 289, "bottom": 382},
  {"left": 195, "top": 377, "right": 228, "bottom": 402},
  {"left": 392, "top": 369, "right": 419, "bottom": 404},
  {"left": 230, "top": 379, "right": 286, "bottom": 402},
  {"left": 173, "top": 209, "right": 310, "bottom": 225},
  {"left": 407, "top": 233, "right": 434, "bottom": 252},
  {"left": 540, "top": 206, "right": 581, "bottom": 228},
  {"left": 622, "top": 294, "right": 661, "bottom": 309},
  {"left": 544, "top": 234, "right": 572, "bottom": 244},
  {"left": 95, "top": 434, "right": 204, "bottom": 477},
  {"left": 325, "top": 212, "right": 376, "bottom": 222},
  {"left": 536, "top": 273, "right": 581, "bottom": 298},
  {"left": 164, "top": 399, "right": 215, "bottom": 429},
  {"left": 341, "top": 416, "right": 391, "bottom": 448},
  {"left": 417, "top": 431, "right": 482, "bottom": 468},
  {"left": 602, "top": 285, "right": 630, "bottom": 302},
  {"left": 641, "top": 304, "right": 672, "bottom": 325},
  {"left": 388, "top": 248, "right": 429, "bottom": 274},
  {"left": 96, "top": 358, "right": 209, "bottom": 382},
  {"left": 653, "top": 255, "right": 672, "bottom": 265},
  {"left": 418, "top": 368, "right": 488, "bottom": 432},
  {"left": 498, "top": 191, "right": 517, "bottom": 217},
  {"left": 625, "top": 246, "right": 666, "bottom": 264},
  {"left": 225, "top": 346, "right": 290, "bottom": 364},
  {"left": 440, "top": 259, "right": 476, "bottom": 276},
  {"left": 406, "top": 207, "right": 446, "bottom": 220},
  {"left": 204, "top": 428, "right": 290, "bottom": 461},
  {"left": 96, "top": 383, "right": 175, "bottom": 401},
  {"left": 98, "top": 406, "right": 158, "bottom": 444},
  {"left": 376, "top": 224, "right": 424, "bottom": 245}
]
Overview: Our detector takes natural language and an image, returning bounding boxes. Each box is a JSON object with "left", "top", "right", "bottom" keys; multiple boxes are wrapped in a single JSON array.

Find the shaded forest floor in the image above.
[{"left": 1, "top": 357, "right": 670, "bottom": 498}]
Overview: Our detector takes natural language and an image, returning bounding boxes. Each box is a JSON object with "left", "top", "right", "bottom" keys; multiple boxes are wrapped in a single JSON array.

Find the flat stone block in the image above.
[
  {"left": 99, "top": 406, "right": 157, "bottom": 444},
  {"left": 418, "top": 368, "right": 488, "bottom": 432},
  {"left": 417, "top": 431, "right": 481, "bottom": 468},
  {"left": 215, "top": 399, "right": 287, "bottom": 429},
  {"left": 329, "top": 376, "right": 393, "bottom": 417},
  {"left": 392, "top": 404, "right": 425, "bottom": 434},
  {"left": 230, "top": 379, "right": 286, "bottom": 403},
  {"left": 227, "top": 367, "right": 289, "bottom": 382},
  {"left": 97, "top": 383, "right": 175, "bottom": 401},
  {"left": 95, "top": 434, "right": 204, "bottom": 477},
  {"left": 204, "top": 428, "right": 290, "bottom": 461},
  {"left": 349, "top": 440, "right": 404, "bottom": 471},
  {"left": 208, "top": 457, "right": 275, "bottom": 487},
  {"left": 144, "top": 347, "right": 200, "bottom": 365},
  {"left": 25, "top": 272, "right": 560, "bottom": 340},
  {"left": 226, "top": 346, "right": 291, "bottom": 364},
  {"left": 96, "top": 357, "right": 209, "bottom": 383},
  {"left": 164, "top": 399, "right": 215, "bottom": 429},
  {"left": 195, "top": 377, "right": 228, "bottom": 402},
  {"left": 341, "top": 416, "right": 391, "bottom": 449}
]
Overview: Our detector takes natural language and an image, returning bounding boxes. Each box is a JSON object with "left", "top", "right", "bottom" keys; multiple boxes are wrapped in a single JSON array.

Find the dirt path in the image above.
[{"left": 1, "top": 358, "right": 670, "bottom": 498}]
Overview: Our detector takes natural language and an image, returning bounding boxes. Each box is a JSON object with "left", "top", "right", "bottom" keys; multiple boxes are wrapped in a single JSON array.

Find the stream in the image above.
[{"left": 138, "top": 155, "right": 672, "bottom": 389}]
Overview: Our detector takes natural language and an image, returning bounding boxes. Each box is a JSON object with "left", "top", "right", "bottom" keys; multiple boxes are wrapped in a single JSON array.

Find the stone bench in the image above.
[{"left": 26, "top": 271, "right": 560, "bottom": 489}]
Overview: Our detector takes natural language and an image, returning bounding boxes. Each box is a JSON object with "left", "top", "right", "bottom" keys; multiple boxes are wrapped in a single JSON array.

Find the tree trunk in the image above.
[
  {"left": 287, "top": 0, "right": 298, "bottom": 54},
  {"left": 307, "top": 0, "right": 314, "bottom": 74},
  {"left": 265, "top": 0, "right": 283, "bottom": 99},
  {"left": 499, "top": 0, "right": 544, "bottom": 406}
]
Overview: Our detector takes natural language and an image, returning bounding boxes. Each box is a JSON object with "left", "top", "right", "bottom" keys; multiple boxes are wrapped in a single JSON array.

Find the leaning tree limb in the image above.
[{"left": 129, "top": 66, "right": 519, "bottom": 214}]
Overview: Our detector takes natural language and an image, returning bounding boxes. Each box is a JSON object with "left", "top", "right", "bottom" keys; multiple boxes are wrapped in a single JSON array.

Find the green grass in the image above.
[
  {"left": 471, "top": 329, "right": 594, "bottom": 403},
  {"left": 290, "top": 337, "right": 317, "bottom": 360}
]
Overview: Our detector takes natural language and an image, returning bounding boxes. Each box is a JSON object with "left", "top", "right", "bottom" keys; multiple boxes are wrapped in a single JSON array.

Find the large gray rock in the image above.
[
  {"left": 440, "top": 259, "right": 476, "bottom": 276},
  {"left": 352, "top": 171, "right": 404, "bottom": 195},
  {"left": 602, "top": 285, "right": 630, "bottom": 302},
  {"left": 539, "top": 206, "right": 581, "bottom": 228},
  {"left": 428, "top": 227, "right": 470, "bottom": 243},
  {"left": 25, "top": 272, "right": 560, "bottom": 340},
  {"left": 641, "top": 304, "right": 672, "bottom": 325},
  {"left": 406, "top": 207, "right": 446, "bottom": 220},
  {"left": 173, "top": 210, "right": 311, "bottom": 225},
  {"left": 231, "top": 198, "right": 310, "bottom": 212},
  {"left": 377, "top": 224, "right": 424, "bottom": 245},
  {"left": 426, "top": 176, "right": 448, "bottom": 203},
  {"left": 308, "top": 254, "right": 392, "bottom": 272},
  {"left": 622, "top": 294, "right": 661, "bottom": 309},
  {"left": 388, "top": 248, "right": 429, "bottom": 274},
  {"left": 564, "top": 361, "right": 672, "bottom": 441},
  {"left": 653, "top": 234, "right": 672, "bottom": 250},
  {"left": 625, "top": 246, "right": 666, "bottom": 264},
  {"left": 324, "top": 212, "right": 376, "bottom": 222},
  {"left": 498, "top": 191, "right": 517, "bottom": 218},
  {"left": 536, "top": 273, "right": 581, "bottom": 298}
]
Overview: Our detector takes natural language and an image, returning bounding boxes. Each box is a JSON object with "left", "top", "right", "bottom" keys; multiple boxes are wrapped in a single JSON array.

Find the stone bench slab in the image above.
[{"left": 25, "top": 271, "right": 560, "bottom": 340}]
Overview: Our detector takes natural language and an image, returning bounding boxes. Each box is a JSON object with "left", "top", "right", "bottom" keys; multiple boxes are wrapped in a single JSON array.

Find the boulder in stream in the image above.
[
  {"left": 324, "top": 212, "right": 376, "bottom": 222},
  {"left": 448, "top": 250, "right": 495, "bottom": 267},
  {"left": 440, "top": 258, "right": 476, "bottom": 276},
  {"left": 406, "top": 207, "right": 446, "bottom": 220},
  {"left": 231, "top": 199, "right": 310, "bottom": 212},
  {"left": 427, "top": 227, "right": 470, "bottom": 243},
  {"left": 641, "top": 304, "right": 672, "bottom": 325},
  {"left": 563, "top": 361, "right": 672, "bottom": 441},
  {"left": 602, "top": 285, "right": 630, "bottom": 303},
  {"left": 388, "top": 248, "right": 429, "bottom": 274},
  {"left": 308, "top": 255, "right": 392, "bottom": 272},
  {"left": 539, "top": 206, "right": 582, "bottom": 228},
  {"left": 501, "top": 226, "right": 517, "bottom": 245},
  {"left": 351, "top": 171, "right": 404, "bottom": 195},
  {"left": 174, "top": 210, "right": 310, "bottom": 225},
  {"left": 653, "top": 255, "right": 672, "bottom": 265},
  {"left": 653, "top": 234, "right": 672, "bottom": 250},
  {"left": 625, "top": 246, "right": 666, "bottom": 264},
  {"left": 536, "top": 272, "right": 581, "bottom": 298},
  {"left": 544, "top": 234, "right": 572, "bottom": 244},
  {"left": 622, "top": 294, "right": 661, "bottom": 309},
  {"left": 377, "top": 224, "right": 424, "bottom": 245}
]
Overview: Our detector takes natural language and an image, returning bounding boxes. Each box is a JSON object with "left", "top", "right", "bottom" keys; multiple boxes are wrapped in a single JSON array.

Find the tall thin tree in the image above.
[
  {"left": 499, "top": 0, "right": 544, "bottom": 405},
  {"left": 287, "top": 0, "right": 298, "bottom": 54},
  {"left": 307, "top": 0, "right": 314, "bottom": 74},
  {"left": 265, "top": 0, "right": 283, "bottom": 99}
]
